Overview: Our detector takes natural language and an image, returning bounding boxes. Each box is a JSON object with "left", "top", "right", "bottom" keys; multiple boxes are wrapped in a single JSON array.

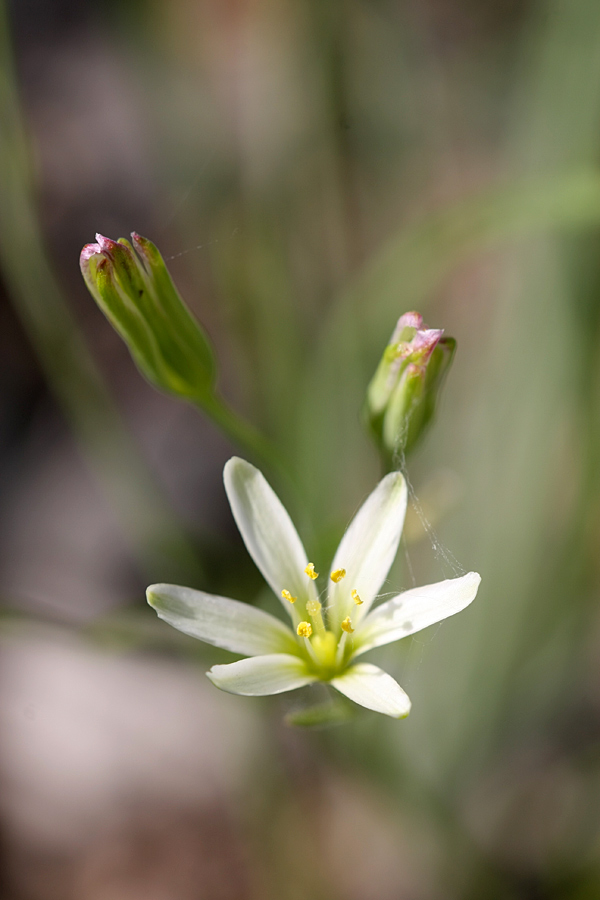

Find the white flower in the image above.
[{"left": 147, "top": 458, "right": 481, "bottom": 719}]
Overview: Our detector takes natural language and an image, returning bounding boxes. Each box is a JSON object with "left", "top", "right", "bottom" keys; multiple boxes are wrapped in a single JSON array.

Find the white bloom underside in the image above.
[{"left": 148, "top": 458, "right": 481, "bottom": 719}]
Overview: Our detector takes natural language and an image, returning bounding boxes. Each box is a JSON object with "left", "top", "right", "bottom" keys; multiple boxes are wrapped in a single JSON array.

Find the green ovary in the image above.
[{"left": 311, "top": 631, "right": 338, "bottom": 672}]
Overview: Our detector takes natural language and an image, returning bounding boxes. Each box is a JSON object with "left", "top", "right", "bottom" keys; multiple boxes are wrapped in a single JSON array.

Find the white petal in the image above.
[
  {"left": 328, "top": 471, "right": 407, "bottom": 627},
  {"left": 224, "top": 458, "right": 317, "bottom": 618},
  {"left": 147, "top": 584, "right": 298, "bottom": 657},
  {"left": 331, "top": 663, "right": 411, "bottom": 718},
  {"left": 207, "top": 654, "right": 315, "bottom": 696},
  {"left": 355, "top": 571, "right": 481, "bottom": 655}
]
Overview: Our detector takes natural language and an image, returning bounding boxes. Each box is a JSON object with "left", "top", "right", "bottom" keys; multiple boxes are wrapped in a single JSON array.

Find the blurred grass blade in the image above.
[
  {"left": 347, "top": 168, "right": 600, "bottom": 343},
  {"left": 0, "top": 2, "right": 203, "bottom": 582}
]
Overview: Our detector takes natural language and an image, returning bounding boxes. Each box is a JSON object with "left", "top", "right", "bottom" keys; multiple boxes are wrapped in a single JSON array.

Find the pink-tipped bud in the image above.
[
  {"left": 366, "top": 312, "right": 455, "bottom": 462},
  {"left": 79, "top": 232, "right": 216, "bottom": 400}
]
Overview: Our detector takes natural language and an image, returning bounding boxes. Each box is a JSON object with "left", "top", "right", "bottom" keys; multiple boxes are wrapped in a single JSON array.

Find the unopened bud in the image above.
[
  {"left": 80, "top": 233, "right": 215, "bottom": 401},
  {"left": 366, "top": 311, "right": 455, "bottom": 461}
]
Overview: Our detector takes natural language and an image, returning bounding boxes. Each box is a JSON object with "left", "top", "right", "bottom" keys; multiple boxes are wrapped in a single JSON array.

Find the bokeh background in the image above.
[{"left": 2, "top": 0, "right": 600, "bottom": 897}]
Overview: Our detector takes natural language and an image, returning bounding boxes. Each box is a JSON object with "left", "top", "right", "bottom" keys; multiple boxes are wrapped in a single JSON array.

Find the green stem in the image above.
[{"left": 197, "top": 392, "right": 298, "bottom": 499}]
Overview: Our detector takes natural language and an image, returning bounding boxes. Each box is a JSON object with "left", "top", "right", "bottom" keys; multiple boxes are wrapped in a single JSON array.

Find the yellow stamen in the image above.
[
  {"left": 305, "top": 562, "right": 319, "bottom": 580},
  {"left": 341, "top": 616, "right": 354, "bottom": 634},
  {"left": 330, "top": 568, "right": 346, "bottom": 583},
  {"left": 281, "top": 589, "right": 297, "bottom": 604},
  {"left": 351, "top": 589, "right": 363, "bottom": 605},
  {"left": 297, "top": 622, "right": 312, "bottom": 638}
]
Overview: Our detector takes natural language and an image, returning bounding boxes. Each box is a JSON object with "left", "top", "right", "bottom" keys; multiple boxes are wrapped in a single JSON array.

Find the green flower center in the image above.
[{"left": 282, "top": 562, "right": 364, "bottom": 676}]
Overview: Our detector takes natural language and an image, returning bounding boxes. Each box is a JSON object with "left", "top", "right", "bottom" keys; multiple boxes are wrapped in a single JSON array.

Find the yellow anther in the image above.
[
  {"left": 341, "top": 616, "right": 354, "bottom": 634},
  {"left": 352, "top": 589, "right": 363, "bottom": 606},
  {"left": 297, "top": 622, "right": 312, "bottom": 638},
  {"left": 306, "top": 599, "right": 322, "bottom": 616},
  {"left": 330, "top": 568, "right": 346, "bottom": 583},
  {"left": 281, "top": 589, "right": 297, "bottom": 604},
  {"left": 305, "top": 562, "right": 319, "bottom": 580}
]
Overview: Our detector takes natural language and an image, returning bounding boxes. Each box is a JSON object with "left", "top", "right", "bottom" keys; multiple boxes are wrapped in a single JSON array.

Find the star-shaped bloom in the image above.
[{"left": 148, "top": 458, "right": 480, "bottom": 719}]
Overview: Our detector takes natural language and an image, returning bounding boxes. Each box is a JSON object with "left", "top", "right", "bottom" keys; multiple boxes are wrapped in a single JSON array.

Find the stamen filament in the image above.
[
  {"left": 303, "top": 635, "right": 319, "bottom": 665},
  {"left": 336, "top": 631, "right": 348, "bottom": 667},
  {"left": 306, "top": 599, "right": 326, "bottom": 636}
]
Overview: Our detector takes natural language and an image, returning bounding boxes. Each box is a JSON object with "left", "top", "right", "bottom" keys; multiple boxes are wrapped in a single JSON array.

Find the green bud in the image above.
[
  {"left": 80, "top": 233, "right": 216, "bottom": 401},
  {"left": 366, "top": 311, "right": 455, "bottom": 461}
]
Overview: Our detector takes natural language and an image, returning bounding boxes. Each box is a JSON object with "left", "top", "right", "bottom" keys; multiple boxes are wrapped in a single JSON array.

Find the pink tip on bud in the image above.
[
  {"left": 391, "top": 311, "right": 423, "bottom": 341},
  {"left": 95, "top": 233, "right": 120, "bottom": 255},
  {"left": 397, "top": 311, "right": 423, "bottom": 330},
  {"left": 130, "top": 231, "right": 152, "bottom": 261},
  {"left": 80, "top": 242, "right": 102, "bottom": 262},
  {"left": 390, "top": 311, "right": 424, "bottom": 345},
  {"left": 411, "top": 328, "right": 444, "bottom": 359}
]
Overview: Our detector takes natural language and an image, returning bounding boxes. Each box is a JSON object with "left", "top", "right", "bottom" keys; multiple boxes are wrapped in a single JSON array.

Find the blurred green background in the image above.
[{"left": 2, "top": 0, "right": 600, "bottom": 897}]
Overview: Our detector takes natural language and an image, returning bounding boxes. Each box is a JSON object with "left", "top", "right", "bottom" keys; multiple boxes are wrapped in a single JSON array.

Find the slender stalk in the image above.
[
  {"left": 198, "top": 393, "right": 282, "bottom": 474},
  {"left": 197, "top": 392, "right": 302, "bottom": 516}
]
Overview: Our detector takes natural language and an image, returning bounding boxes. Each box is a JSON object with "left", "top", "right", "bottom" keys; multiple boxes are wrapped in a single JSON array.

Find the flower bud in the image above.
[
  {"left": 80, "top": 233, "right": 215, "bottom": 401},
  {"left": 366, "top": 311, "right": 456, "bottom": 460}
]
